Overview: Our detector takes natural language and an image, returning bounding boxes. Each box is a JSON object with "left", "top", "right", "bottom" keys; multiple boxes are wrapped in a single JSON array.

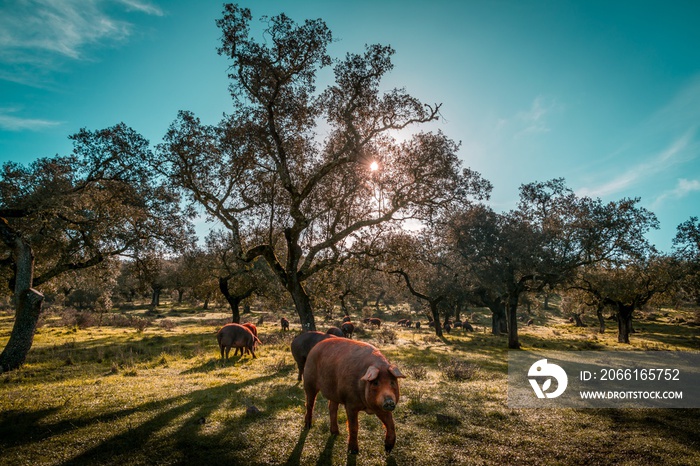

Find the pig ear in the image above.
[
  {"left": 361, "top": 366, "right": 380, "bottom": 382},
  {"left": 389, "top": 365, "right": 406, "bottom": 378}
]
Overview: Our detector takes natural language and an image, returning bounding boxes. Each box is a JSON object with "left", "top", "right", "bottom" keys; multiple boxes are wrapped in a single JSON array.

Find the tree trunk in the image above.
[
  {"left": 288, "top": 279, "right": 316, "bottom": 332},
  {"left": 489, "top": 303, "right": 507, "bottom": 336},
  {"left": 596, "top": 304, "right": 606, "bottom": 334},
  {"left": 177, "top": 289, "right": 184, "bottom": 303},
  {"left": 0, "top": 223, "right": 45, "bottom": 372},
  {"left": 617, "top": 305, "right": 634, "bottom": 344},
  {"left": 543, "top": 293, "right": 551, "bottom": 310},
  {"left": 572, "top": 313, "right": 585, "bottom": 327},
  {"left": 218, "top": 277, "right": 255, "bottom": 324},
  {"left": 339, "top": 291, "right": 350, "bottom": 317},
  {"left": 506, "top": 296, "right": 520, "bottom": 349},
  {"left": 0, "top": 289, "right": 44, "bottom": 372},
  {"left": 429, "top": 301, "right": 443, "bottom": 337},
  {"left": 150, "top": 286, "right": 161, "bottom": 308},
  {"left": 374, "top": 291, "right": 385, "bottom": 313}
]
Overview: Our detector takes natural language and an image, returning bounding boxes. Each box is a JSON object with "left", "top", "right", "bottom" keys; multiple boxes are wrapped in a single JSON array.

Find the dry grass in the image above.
[{"left": 0, "top": 305, "right": 698, "bottom": 465}]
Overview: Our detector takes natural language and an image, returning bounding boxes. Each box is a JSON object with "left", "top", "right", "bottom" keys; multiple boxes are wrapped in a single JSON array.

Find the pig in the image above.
[
  {"left": 281, "top": 317, "right": 290, "bottom": 331},
  {"left": 342, "top": 315, "right": 352, "bottom": 323},
  {"left": 363, "top": 317, "right": 381, "bottom": 329},
  {"left": 217, "top": 323, "right": 261, "bottom": 360},
  {"left": 290, "top": 331, "right": 337, "bottom": 381},
  {"left": 326, "top": 326, "right": 344, "bottom": 337},
  {"left": 234, "top": 322, "right": 259, "bottom": 356},
  {"left": 341, "top": 321, "right": 355, "bottom": 338},
  {"left": 303, "top": 338, "right": 406, "bottom": 454},
  {"left": 362, "top": 317, "right": 382, "bottom": 328},
  {"left": 415, "top": 321, "right": 421, "bottom": 329},
  {"left": 396, "top": 319, "right": 408, "bottom": 327}
]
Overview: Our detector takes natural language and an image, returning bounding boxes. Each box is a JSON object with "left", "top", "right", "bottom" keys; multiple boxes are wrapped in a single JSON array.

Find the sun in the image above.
[{"left": 369, "top": 161, "right": 379, "bottom": 171}]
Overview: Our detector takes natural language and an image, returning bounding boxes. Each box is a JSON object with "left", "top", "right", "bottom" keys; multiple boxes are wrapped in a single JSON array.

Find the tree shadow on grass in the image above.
[
  {"left": 1, "top": 371, "right": 289, "bottom": 465},
  {"left": 584, "top": 408, "right": 700, "bottom": 454}
]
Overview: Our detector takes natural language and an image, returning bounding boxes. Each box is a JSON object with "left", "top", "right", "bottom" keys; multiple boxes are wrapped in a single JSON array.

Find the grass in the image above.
[{"left": 0, "top": 305, "right": 699, "bottom": 465}]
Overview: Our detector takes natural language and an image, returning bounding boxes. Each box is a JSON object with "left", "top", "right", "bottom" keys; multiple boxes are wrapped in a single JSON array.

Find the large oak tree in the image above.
[
  {"left": 0, "top": 124, "right": 193, "bottom": 371},
  {"left": 159, "top": 4, "right": 488, "bottom": 330}
]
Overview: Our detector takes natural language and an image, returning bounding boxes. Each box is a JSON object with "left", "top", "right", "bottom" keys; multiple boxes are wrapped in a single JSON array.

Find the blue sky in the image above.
[{"left": 1, "top": 0, "right": 698, "bottom": 252}]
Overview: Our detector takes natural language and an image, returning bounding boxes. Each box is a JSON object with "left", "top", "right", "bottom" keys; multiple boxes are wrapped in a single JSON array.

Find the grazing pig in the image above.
[
  {"left": 341, "top": 321, "right": 355, "bottom": 338},
  {"left": 281, "top": 317, "right": 290, "bottom": 331},
  {"left": 415, "top": 321, "right": 421, "bottom": 329},
  {"left": 462, "top": 321, "right": 474, "bottom": 332},
  {"left": 290, "top": 331, "right": 337, "bottom": 381},
  {"left": 303, "top": 338, "right": 406, "bottom": 454},
  {"left": 217, "top": 323, "right": 261, "bottom": 360},
  {"left": 396, "top": 319, "right": 408, "bottom": 327},
  {"left": 364, "top": 317, "right": 381, "bottom": 329},
  {"left": 326, "top": 326, "right": 344, "bottom": 337},
  {"left": 234, "top": 322, "right": 259, "bottom": 356}
]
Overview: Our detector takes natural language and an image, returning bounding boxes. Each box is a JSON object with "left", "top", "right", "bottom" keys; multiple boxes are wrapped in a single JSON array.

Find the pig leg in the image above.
[
  {"left": 328, "top": 400, "right": 340, "bottom": 435},
  {"left": 219, "top": 345, "right": 225, "bottom": 359},
  {"left": 345, "top": 406, "right": 361, "bottom": 454},
  {"left": 304, "top": 387, "right": 319, "bottom": 429},
  {"left": 375, "top": 411, "right": 396, "bottom": 453}
]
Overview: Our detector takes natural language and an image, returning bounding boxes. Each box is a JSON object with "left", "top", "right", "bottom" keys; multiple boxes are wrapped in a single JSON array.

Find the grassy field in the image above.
[{"left": 1, "top": 304, "right": 699, "bottom": 466}]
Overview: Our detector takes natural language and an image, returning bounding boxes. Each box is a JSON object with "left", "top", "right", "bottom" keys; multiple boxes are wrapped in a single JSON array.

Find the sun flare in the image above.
[{"left": 369, "top": 161, "right": 379, "bottom": 171}]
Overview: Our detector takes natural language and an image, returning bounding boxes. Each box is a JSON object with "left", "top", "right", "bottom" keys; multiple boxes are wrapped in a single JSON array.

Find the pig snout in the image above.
[{"left": 382, "top": 398, "right": 396, "bottom": 411}]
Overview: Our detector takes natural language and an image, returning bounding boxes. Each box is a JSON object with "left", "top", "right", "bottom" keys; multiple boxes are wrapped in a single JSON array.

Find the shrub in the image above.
[
  {"left": 159, "top": 319, "right": 177, "bottom": 331},
  {"left": 442, "top": 360, "right": 478, "bottom": 382},
  {"left": 376, "top": 328, "right": 397, "bottom": 344},
  {"left": 405, "top": 365, "right": 428, "bottom": 380}
]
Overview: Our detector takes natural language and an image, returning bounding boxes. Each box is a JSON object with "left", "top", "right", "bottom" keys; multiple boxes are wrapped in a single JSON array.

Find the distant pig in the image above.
[
  {"left": 341, "top": 322, "right": 355, "bottom": 338},
  {"left": 290, "top": 331, "right": 337, "bottom": 381},
  {"left": 364, "top": 317, "right": 381, "bottom": 329},
  {"left": 326, "top": 326, "right": 344, "bottom": 337},
  {"left": 303, "top": 338, "right": 406, "bottom": 454},
  {"left": 281, "top": 317, "right": 290, "bottom": 331},
  {"left": 217, "top": 323, "right": 260, "bottom": 360}
]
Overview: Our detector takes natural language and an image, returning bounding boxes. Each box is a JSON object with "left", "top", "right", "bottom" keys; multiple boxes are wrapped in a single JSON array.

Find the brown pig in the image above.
[
  {"left": 290, "top": 331, "right": 337, "bottom": 381},
  {"left": 363, "top": 317, "right": 382, "bottom": 329},
  {"left": 340, "top": 321, "right": 355, "bottom": 338},
  {"left": 217, "top": 323, "right": 260, "bottom": 360},
  {"left": 326, "top": 326, "right": 344, "bottom": 337},
  {"left": 234, "top": 322, "right": 259, "bottom": 356},
  {"left": 303, "top": 338, "right": 406, "bottom": 454}
]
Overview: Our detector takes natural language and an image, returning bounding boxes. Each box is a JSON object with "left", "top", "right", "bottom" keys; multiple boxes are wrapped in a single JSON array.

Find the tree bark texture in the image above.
[
  {"left": 596, "top": 305, "right": 606, "bottom": 334},
  {"left": 617, "top": 305, "right": 634, "bottom": 343},
  {"left": 0, "top": 288, "right": 44, "bottom": 372},
  {"left": 506, "top": 297, "right": 521, "bottom": 349},
  {"left": 429, "top": 302, "right": 443, "bottom": 337},
  {"left": 0, "top": 220, "right": 45, "bottom": 372},
  {"left": 288, "top": 279, "right": 317, "bottom": 332}
]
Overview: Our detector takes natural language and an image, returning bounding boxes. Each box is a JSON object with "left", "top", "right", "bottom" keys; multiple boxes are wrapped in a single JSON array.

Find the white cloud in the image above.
[
  {"left": 578, "top": 126, "right": 697, "bottom": 198},
  {"left": 514, "top": 95, "right": 557, "bottom": 137},
  {"left": 0, "top": 0, "right": 163, "bottom": 72},
  {"left": 651, "top": 178, "right": 700, "bottom": 209},
  {"left": 0, "top": 108, "right": 61, "bottom": 131},
  {"left": 117, "top": 0, "right": 164, "bottom": 16}
]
